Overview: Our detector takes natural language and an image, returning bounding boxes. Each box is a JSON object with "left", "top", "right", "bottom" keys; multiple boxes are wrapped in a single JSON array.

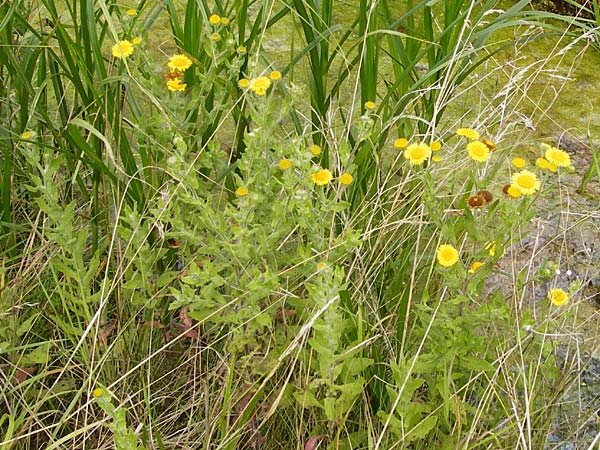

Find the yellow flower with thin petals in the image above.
[
  {"left": 21, "top": 131, "right": 33, "bottom": 140},
  {"left": 93, "top": 388, "right": 103, "bottom": 398},
  {"left": 437, "top": 244, "right": 459, "bottom": 267},
  {"left": 512, "top": 157, "right": 527, "bottom": 168},
  {"left": 456, "top": 128, "right": 480, "bottom": 140},
  {"left": 432, "top": 155, "right": 442, "bottom": 162},
  {"left": 112, "top": 40, "right": 134, "bottom": 59},
  {"left": 403, "top": 142, "right": 432, "bottom": 166},
  {"left": 132, "top": 36, "right": 142, "bottom": 45},
  {"left": 364, "top": 101, "right": 376, "bottom": 110},
  {"left": 469, "top": 261, "right": 484, "bottom": 274},
  {"left": 545, "top": 146, "right": 571, "bottom": 168},
  {"left": 236, "top": 187, "right": 248, "bottom": 197},
  {"left": 482, "top": 138, "right": 496, "bottom": 151},
  {"left": 238, "top": 78, "right": 250, "bottom": 88},
  {"left": 511, "top": 170, "right": 540, "bottom": 196},
  {"left": 209, "top": 14, "right": 221, "bottom": 25},
  {"left": 394, "top": 138, "right": 408, "bottom": 149},
  {"left": 211, "top": 33, "right": 221, "bottom": 41},
  {"left": 278, "top": 159, "right": 292, "bottom": 170},
  {"left": 467, "top": 141, "right": 490, "bottom": 162},
  {"left": 310, "top": 145, "right": 321, "bottom": 156},
  {"left": 507, "top": 185, "right": 522, "bottom": 198},
  {"left": 167, "top": 78, "right": 186, "bottom": 92},
  {"left": 339, "top": 173, "right": 353, "bottom": 186},
  {"left": 249, "top": 76, "right": 271, "bottom": 96},
  {"left": 536, "top": 157, "right": 550, "bottom": 170},
  {"left": 126, "top": 9, "right": 136, "bottom": 16},
  {"left": 221, "top": 17, "right": 230, "bottom": 25},
  {"left": 311, "top": 169, "right": 333, "bottom": 186},
  {"left": 167, "top": 54, "right": 192, "bottom": 72},
  {"left": 547, "top": 288, "right": 568, "bottom": 306},
  {"left": 430, "top": 141, "right": 442, "bottom": 151},
  {"left": 269, "top": 70, "right": 281, "bottom": 81}
]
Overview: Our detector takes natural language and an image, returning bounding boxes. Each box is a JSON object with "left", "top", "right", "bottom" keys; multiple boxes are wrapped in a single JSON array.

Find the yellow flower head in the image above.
[
  {"left": 92, "top": 388, "right": 103, "bottom": 398},
  {"left": 235, "top": 187, "right": 249, "bottom": 197},
  {"left": 309, "top": 145, "right": 321, "bottom": 156},
  {"left": 547, "top": 288, "right": 568, "bottom": 306},
  {"left": 467, "top": 141, "right": 490, "bottom": 162},
  {"left": 21, "top": 131, "right": 34, "bottom": 140},
  {"left": 167, "top": 54, "right": 193, "bottom": 72},
  {"left": 403, "top": 142, "right": 432, "bottom": 166},
  {"left": 311, "top": 168, "right": 333, "bottom": 186},
  {"left": 132, "top": 36, "right": 142, "bottom": 45},
  {"left": 364, "top": 101, "right": 376, "bottom": 110},
  {"left": 456, "top": 128, "right": 480, "bottom": 140},
  {"left": 544, "top": 146, "right": 571, "bottom": 168},
  {"left": 126, "top": 9, "right": 136, "bottom": 16},
  {"left": 238, "top": 78, "right": 250, "bottom": 88},
  {"left": 220, "top": 17, "right": 230, "bottom": 25},
  {"left": 167, "top": 77, "right": 186, "bottom": 92},
  {"left": 249, "top": 76, "right": 271, "bottom": 96},
  {"left": 511, "top": 170, "right": 540, "bottom": 196},
  {"left": 269, "top": 70, "right": 282, "bottom": 81},
  {"left": 209, "top": 14, "right": 221, "bottom": 25},
  {"left": 432, "top": 155, "right": 443, "bottom": 162},
  {"left": 394, "top": 138, "right": 408, "bottom": 149},
  {"left": 536, "top": 157, "right": 550, "bottom": 170},
  {"left": 507, "top": 185, "right": 522, "bottom": 198},
  {"left": 278, "top": 158, "right": 292, "bottom": 170},
  {"left": 482, "top": 138, "right": 496, "bottom": 151},
  {"left": 211, "top": 33, "right": 221, "bottom": 41},
  {"left": 469, "top": 261, "right": 484, "bottom": 274},
  {"left": 430, "top": 141, "right": 442, "bottom": 151},
  {"left": 512, "top": 157, "right": 527, "bottom": 169},
  {"left": 111, "top": 40, "right": 134, "bottom": 59},
  {"left": 485, "top": 241, "right": 497, "bottom": 257},
  {"left": 339, "top": 172, "right": 353, "bottom": 186},
  {"left": 237, "top": 46, "right": 247, "bottom": 54},
  {"left": 437, "top": 244, "right": 459, "bottom": 267},
  {"left": 316, "top": 262, "right": 327, "bottom": 271}
]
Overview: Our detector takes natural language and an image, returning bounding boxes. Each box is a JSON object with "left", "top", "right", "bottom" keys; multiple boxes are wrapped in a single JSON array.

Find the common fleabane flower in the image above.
[
  {"left": 547, "top": 288, "right": 568, "bottom": 306},
  {"left": 511, "top": 170, "right": 540, "bottom": 196},
  {"left": 278, "top": 159, "right": 292, "bottom": 170},
  {"left": 544, "top": 146, "right": 571, "bottom": 168},
  {"left": 456, "top": 128, "right": 480, "bottom": 140},
  {"left": 467, "top": 141, "right": 490, "bottom": 162},
  {"left": 167, "top": 54, "right": 192, "bottom": 72},
  {"left": 311, "top": 168, "right": 333, "bottom": 185},
  {"left": 112, "top": 40, "right": 134, "bottom": 59},
  {"left": 437, "top": 244, "right": 459, "bottom": 267},
  {"left": 339, "top": 173, "right": 353, "bottom": 185},
  {"left": 249, "top": 76, "right": 271, "bottom": 96},
  {"left": 167, "top": 78, "right": 186, "bottom": 92},
  {"left": 403, "top": 142, "right": 431, "bottom": 166},
  {"left": 394, "top": 138, "right": 408, "bottom": 149}
]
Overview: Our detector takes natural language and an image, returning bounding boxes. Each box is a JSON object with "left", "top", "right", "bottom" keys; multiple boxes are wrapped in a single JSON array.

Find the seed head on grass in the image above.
[
  {"left": 437, "top": 244, "right": 459, "bottom": 267},
  {"left": 112, "top": 40, "right": 134, "bottom": 59}
]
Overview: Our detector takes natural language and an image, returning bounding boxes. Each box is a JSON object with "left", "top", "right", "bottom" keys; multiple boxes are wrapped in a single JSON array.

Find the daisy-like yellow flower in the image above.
[
  {"left": 512, "top": 157, "right": 527, "bottom": 169},
  {"left": 432, "top": 155, "right": 443, "bottom": 162},
  {"left": 437, "top": 244, "right": 459, "bottom": 267},
  {"left": 309, "top": 145, "right": 321, "bottom": 156},
  {"left": 211, "top": 33, "right": 221, "bottom": 41},
  {"left": 468, "top": 261, "right": 484, "bottom": 274},
  {"left": 167, "top": 54, "right": 193, "bottom": 72},
  {"left": 238, "top": 78, "right": 250, "bottom": 88},
  {"left": 221, "top": 17, "right": 230, "bottom": 25},
  {"left": 394, "top": 138, "right": 408, "bottom": 149},
  {"left": 311, "top": 168, "right": 333, "bottom": 186},
  {"left": 511, "top": 170, "right": 540, "bottom": 196},
  {"left": 167, "top": 77, "right": 186, "bottom": 92},
  {"left": 547, "top": 288, "right": 568, "bottom": 306},
  {"left": 126, "top": 9, "right": 136, "bottom": 16},
  {"left": 132, "top": 36, "right": 142, "bottom": 45},
  {"left": 364, "top": 101, "right": 376, "bottom": 110},
  {"left": 339, "top": 173, "right": 353, "bottom": 186},
  {"left": 482, "top": 138, "right": 496, "bottom": 151},
  {"left": 544, "top": 146, "right": 571, "bottom": 168},
  {"left": 269, "top": 70, "right": 281, "bottom": 81},
  {"left": 507, "top": 185, "right": 522, "bottom": 198},
  {"left": 249, "top": 76, "right": 271, "bottom": 96},
  {"left": 403, "top": 142, "right": 432, "bottom": 166},
  {"left": 111, "top": 40, "right": 134, "bottom": 59},
  {"left": 21, "top": 131, "right": 34, "bottom": 140},
  {"left": 235, "top": 187, "right": 249, "bottom": 196},
  {"left": 278, "top": 158, "right": 292, "bottom": 170},
  {"left": 467, "top": 141, "right": 490, "bottom": 162},
  {"left": 430, "top": 141, "right": 442, "bottom": 151},
  {"left": 316, "top": 262, "right": 327, "bottom": 271},
  {"left": 209, "top": 14, "right": 221, "bottom": 25},
  {"left": 536, "top": 157, "right": 550, "bottom": 170},
  {"left": 92, "top": 388, "right": 103, "bottom": 398},
  {"left": 456, "top": 128, "right": 480, "bottom": 140}
]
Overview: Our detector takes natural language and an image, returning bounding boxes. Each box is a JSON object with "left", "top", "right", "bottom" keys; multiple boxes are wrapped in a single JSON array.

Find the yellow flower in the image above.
[
  {"left": 221, "top": 17, "right": 230, "bottom": 26},
  {"left": 482, "top": 138, "right": 496, "bottom": 151},
  {"left": 547, "top": 288, "right": 568, "bottom": 306},
  {"left": 235, "top": 187, "right": 248, "bottom": 196},
  {"left": 209, "top": 14, "right": 221, "bottom": 25},
  {"left": 310, "top": 145, "right": 321, "bottom": 156},
  {"left": 167, "top": 54, "right": 192, "bottom": 72},
  {"left": 432, "top": 155, "right": 443, "bottom": 162},
  {"left": 456, "top": 128, "right": 480, "bottom": 140},
  {"left": 237, "top": 46, "right": 247, "bottom": 54},
  {"left": 394, "top": 138, "right": 408, "bottom": 149},
  {"left": 485, "top": 241, "right": 497, "bottom": 256},
  {"left": 21, "top": 131, "right": 33, "bottom": 140},
  {"left": 544, "top": 146, "right": 571, "bottom": 168},
  {"left": 364, "top": 101, "right": 376, "bottom": 110},
  {"left": 536, "top": 157, "right": 550, "bottom": 170},
  {"left": 437, "top": 244, "right": 459, "bottom": 267},
  {"left": 339, "top": 173, "right": 353, "bottom": 185},
  {"left": 316, "top": 262, "right": 327, "bottom": 271},
  {"left": 167, "top": 77, "right": 186, "bottom": 92},
  {"left": 249, "top": 76, "right": 271, "bottom": 96},
  {"left": 92, "top": 388, "right": 103, "bottom": 398},
  {"left": 511, "top": 170, "right": 540, "bottom": 196},
  {"left": 467, "top": 141, "right": 490, "bottom": 162},
  {"left": 311, "top": 168, "right": 333, "bottom": 186},
  {"left": 469, "top": 261, "right": 484, "bottom": 274},
  {"left": 403, "top": 142, "right": 432, "bottom": 166},
  {"left": 430, "top": 141, "right": 442, "bottom": 151},
  {"left": 512, "top": 157, "right": 527, "bottom": 168},
  {"left": 126, "top": 9, "right": 136, "bottom": 16},
  {"left": 238, "top": 78, "right": 250, "bottom": 88},
  {"left": 507, "top": 185, "right": 522, "bottom": 198},
  {"left": 278, "top": 158, "right": 292, "bottom": 170},
  {"left": 132, "top": 36, "right": 142, "bottom": 45},
  {"left": 269, "top": 70, "right": 281, "bottom": 81},
  {"left": 111, "top": 40, "right": 134, "bottom": 59},
  {"left": 211, "top": 33, "right": 221, "bottom": 41}
]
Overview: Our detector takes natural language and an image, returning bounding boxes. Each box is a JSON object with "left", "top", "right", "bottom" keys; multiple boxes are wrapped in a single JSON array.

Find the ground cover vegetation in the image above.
[{"left": 1, "top": 0, "right": 599, "bottom": 449}]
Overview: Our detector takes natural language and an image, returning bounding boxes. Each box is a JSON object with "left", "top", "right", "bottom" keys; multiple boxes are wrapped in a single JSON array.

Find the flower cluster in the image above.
[
  {"left": 238, "top": 71, "right": 281, "bottom": 96},
  {"left": 165, "top": 54, "right": 193, "bottom": 92}
]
